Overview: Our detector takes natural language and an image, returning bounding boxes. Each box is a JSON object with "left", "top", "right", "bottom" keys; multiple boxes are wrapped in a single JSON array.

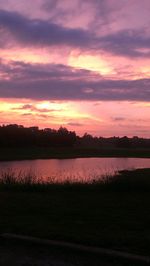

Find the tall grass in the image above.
[
  {"left": 0, "top": 168, "right": 41, "bottom": 185},
  {"left": 0, "top": 168, "right": 44, "bottom": 191},
  {"left": 0, "top": 168, "right": 150, "bottom": 192}
]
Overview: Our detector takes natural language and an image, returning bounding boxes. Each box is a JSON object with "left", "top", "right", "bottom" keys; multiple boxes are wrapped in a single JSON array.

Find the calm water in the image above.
[{"left": 0, "top": 157, "right": 150, "bottom": 182}]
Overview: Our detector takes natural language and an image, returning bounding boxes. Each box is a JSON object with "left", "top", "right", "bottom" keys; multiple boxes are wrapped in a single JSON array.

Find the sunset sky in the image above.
[{"left": 0, "top": 0, "right": 150, "bottom": 137}]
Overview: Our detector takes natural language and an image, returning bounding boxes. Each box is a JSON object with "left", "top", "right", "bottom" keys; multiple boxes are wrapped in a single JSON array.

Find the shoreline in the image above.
[{"left": 0, "top": 147, "right": 150, "bottom": 161}]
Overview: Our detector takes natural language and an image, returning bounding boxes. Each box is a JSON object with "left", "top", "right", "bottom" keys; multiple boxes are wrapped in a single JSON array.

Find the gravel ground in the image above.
[{"left": 0, "top": 239, "right": 148, "bottom": 266}]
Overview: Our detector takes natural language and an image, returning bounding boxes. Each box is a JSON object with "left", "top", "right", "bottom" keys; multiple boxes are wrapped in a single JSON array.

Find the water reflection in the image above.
[{"left": 0, "top": 157, "right": 149, "bottom": 182}]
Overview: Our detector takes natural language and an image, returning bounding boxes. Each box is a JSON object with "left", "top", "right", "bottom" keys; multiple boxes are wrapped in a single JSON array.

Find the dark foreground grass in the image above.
[
  {"left": 0, "top": 168, "right": 150, "bottom": 258},
  {"left": 1, "top": 240, "right": 146, "bottom": 266}
]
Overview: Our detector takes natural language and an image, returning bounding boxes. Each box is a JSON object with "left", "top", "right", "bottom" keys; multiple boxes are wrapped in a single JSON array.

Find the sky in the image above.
[{"left": 0, "top": 0, "right": 150, "bottom": 137}]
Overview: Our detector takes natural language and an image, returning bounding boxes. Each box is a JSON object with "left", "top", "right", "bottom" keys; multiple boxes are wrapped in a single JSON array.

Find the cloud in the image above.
[
  {"left": 19, "top": 104, "right": 33, "bottom": 110},
  {"left": 0, "top": 60, "right": 150, "bottom": 101},
  {"left": 67, "top": 122, "right": 83, "bottom": 127},
  {"left": 100, "top": 29, "right": 150, "bottom": 57},
  {"left": 42, "top": 0, "right": 124, "bottom": 31},
  {"left": 42, "top": 0, "right": 95, "bottom": 30},
  {"left": 0, "top": 9, "right": 91, "bottom": 49},
  {"left": 0, "top": 9, "right": 150, "bottom": 57},
  {"left": 12, "top": 103, "right": 57, "bottom": 113},
  {"left": 0, "top": 59, "right": 96, "bottom": 80},
  {"left": 112, "top": 117, "right": 126, "bottom": 121},
  {"left": 21, "top": 112, "right": 32, "bottom": 116},
  {"left": 21, "top": 112, "right": 53, "bottom": 119}
]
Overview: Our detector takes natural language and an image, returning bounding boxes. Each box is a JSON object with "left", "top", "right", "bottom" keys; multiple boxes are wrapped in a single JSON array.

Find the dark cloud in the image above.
[
  {"left": 21, "top": 112, "right": 53, "bottom": 119},
  {"left": 21, "top": 113, "right": 32, "bottom": 116},
  {"left": 38, "top": 114, "right": 52, "bottom": 119},
  {"left": 13, "top": 103, "right": 57, "bottom": 113},
  {"left": 67, "top": 122, "right": 83, "bottom": 127},
  {"left": 112, "top": 117, "right": 126, "bottom": 121},
  {"left": 20, "top": 104, "right": 33, "bottom": 110},
  {"left": 101, "top": 29, "right": 150, "bottom": 57},
  {"left": 0, "top": 60, "right": 149, "bottom": 101},
  {"left": 0, "top": 59, "right": 96, "bottom": 80},
  {"left": 0, "top": 9, "right": 91, "bottom": 49},
  {"left": 0, "top": 9, "right": 150, "bottom": 57}
]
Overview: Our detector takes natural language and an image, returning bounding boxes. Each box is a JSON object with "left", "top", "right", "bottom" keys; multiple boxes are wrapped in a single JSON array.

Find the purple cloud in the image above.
[
  {"left": 0, "top": 9, "right": 91, "bottom": 49},
  {"left": 0, "top": 9, "right": 150, "bottom": 57},
  {"left": 0, "top": 60, "right": 149, "bottom": 101}
]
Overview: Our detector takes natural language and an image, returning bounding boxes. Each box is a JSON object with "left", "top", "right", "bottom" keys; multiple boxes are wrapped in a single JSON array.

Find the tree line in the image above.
[{"left": 0, "top": 124, "right": 149, "bottom": 149}]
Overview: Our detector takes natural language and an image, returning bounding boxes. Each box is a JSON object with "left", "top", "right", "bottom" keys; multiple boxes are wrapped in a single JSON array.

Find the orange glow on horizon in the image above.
[
  {"left": 0, "top": 99, "right": 100, "bottom": 129},
  {"left": 0, "top": 99, "right": 149, "bottom": 137}
]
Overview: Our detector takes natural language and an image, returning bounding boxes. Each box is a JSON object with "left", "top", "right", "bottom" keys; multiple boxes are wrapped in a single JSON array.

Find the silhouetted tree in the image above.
[{"left": 0, "top": 124, "right": 149, "bottom": 149}]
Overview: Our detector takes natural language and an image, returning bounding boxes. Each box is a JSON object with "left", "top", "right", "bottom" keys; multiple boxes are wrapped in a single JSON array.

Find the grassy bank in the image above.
[
  {"left": 0, "top": 168, "right": 150, "bottom": 257},
  {"left": 0, "top": 146, "right": 150, "bottom": 161}
]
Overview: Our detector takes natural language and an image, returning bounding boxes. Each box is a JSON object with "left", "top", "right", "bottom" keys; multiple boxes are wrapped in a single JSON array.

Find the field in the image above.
[
  {"left": 0, "top": 168, "right": 150, "bottom": 260},
  {"left": 0, "top": 147, "right": 150, "bottom": 161}
]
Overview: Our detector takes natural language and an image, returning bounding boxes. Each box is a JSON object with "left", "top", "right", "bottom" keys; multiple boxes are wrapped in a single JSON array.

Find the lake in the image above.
[{"left": 0, "top": 157, "right": 150, "bottom": 182}]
